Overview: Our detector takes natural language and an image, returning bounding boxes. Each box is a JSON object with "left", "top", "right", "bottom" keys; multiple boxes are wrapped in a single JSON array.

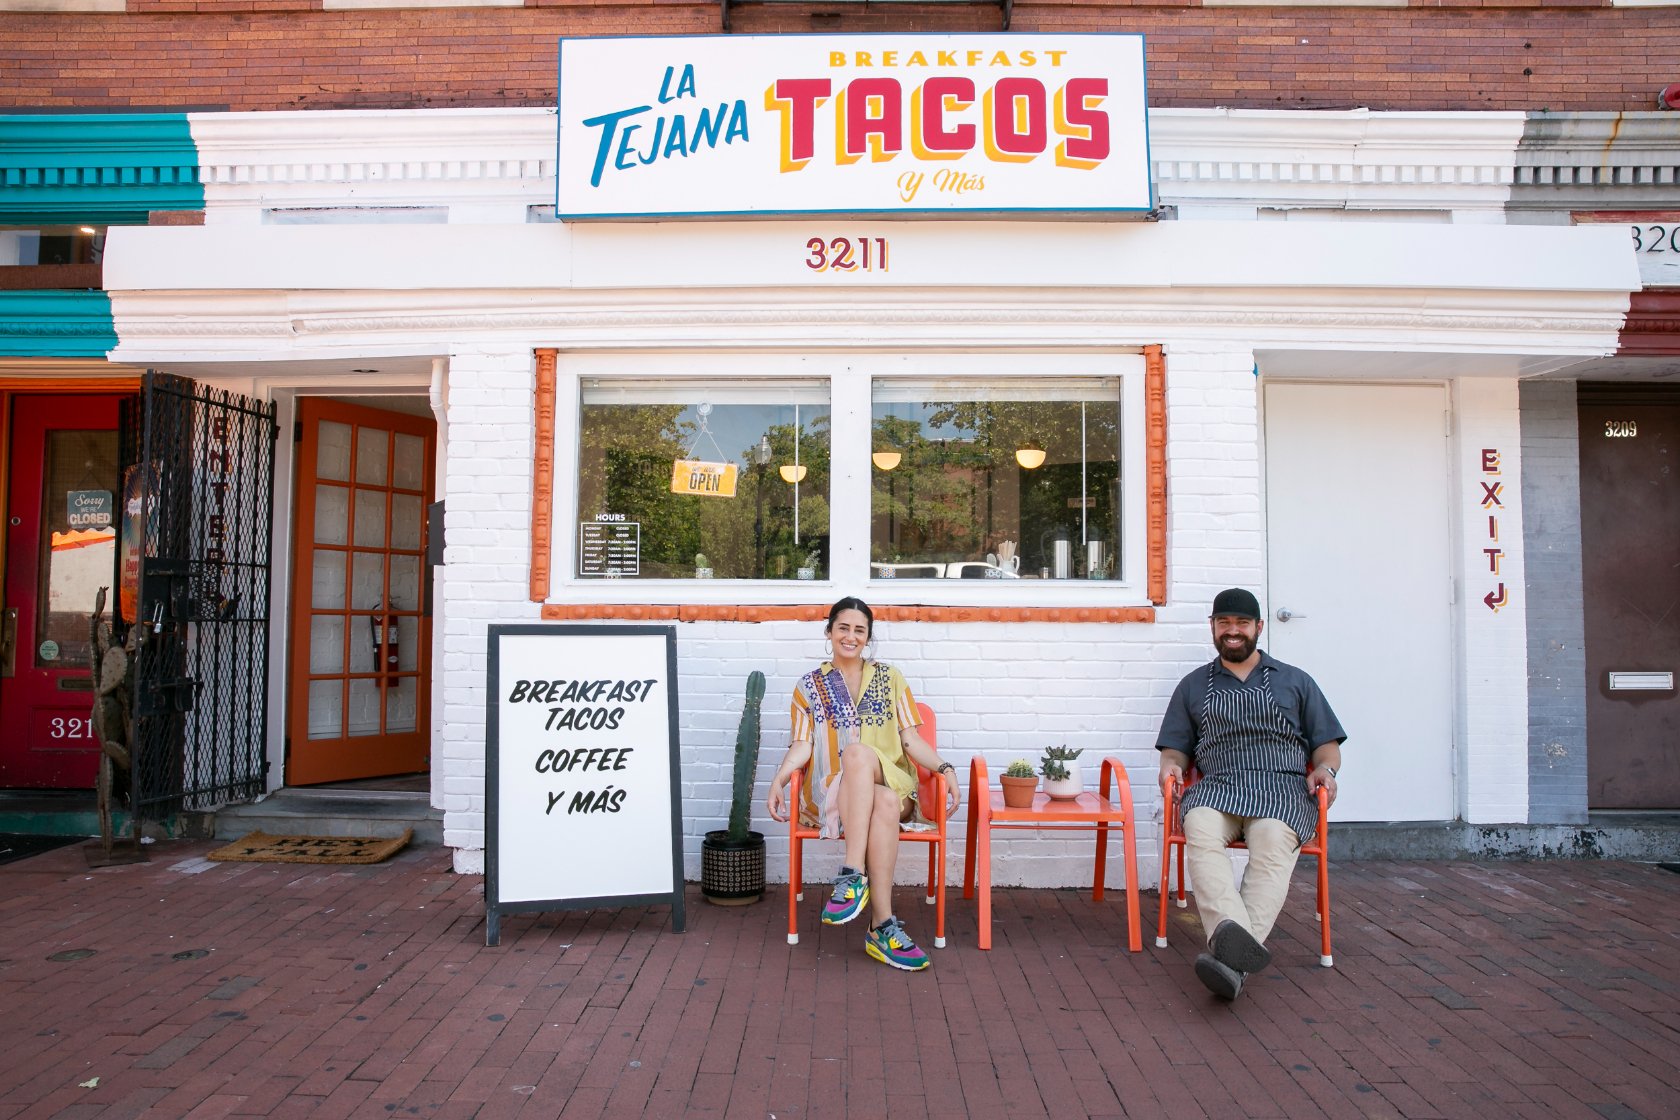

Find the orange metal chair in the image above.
[
  {"left": 1156, "top": 768, "right": 1333, "bottom": 967},
  {"left": 786, "top": 702, "right": 950, "bottom": 948}
]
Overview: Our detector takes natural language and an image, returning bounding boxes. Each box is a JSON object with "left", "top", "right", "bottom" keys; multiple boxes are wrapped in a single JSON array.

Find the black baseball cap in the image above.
[{"left": 1210, "top": 588, "right": 1262, "bottom": 620}]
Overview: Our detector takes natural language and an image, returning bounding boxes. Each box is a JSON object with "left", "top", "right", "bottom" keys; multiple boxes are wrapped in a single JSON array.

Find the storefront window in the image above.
[
  {"left": 577, "top": 382, "right": 830, "bottom": 580},
  {"left": 871, "top": 379, "right": 1122, "bottom": 582}
]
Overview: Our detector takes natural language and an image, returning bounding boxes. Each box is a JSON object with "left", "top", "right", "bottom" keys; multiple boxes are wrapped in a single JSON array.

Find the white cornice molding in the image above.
[
  {"left": 189, "top": 108, "right": 556, "bottom": 217},
  {"left": 104, "top": 219, "right": 1638, "bottom": 294},
  {"left": 183, "top": 106, "right": 1677, "bottom": 216},
  {"left": 189, "top": 106, "right": 555, "bottom": 157},
  {"left": 108, "top": 286, "right": 1627, "bottom": 362},
  {"left": 184, "top": 107, "right": 1536, "bottom": 214},
  {"left": 1149, "top": 108, "right": 1528, "bottom": 211}
]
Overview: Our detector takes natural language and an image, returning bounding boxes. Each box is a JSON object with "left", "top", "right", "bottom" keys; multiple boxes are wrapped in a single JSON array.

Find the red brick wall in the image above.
[{"left": 0, "top": 4, "right": 1675, "bottom": 113}]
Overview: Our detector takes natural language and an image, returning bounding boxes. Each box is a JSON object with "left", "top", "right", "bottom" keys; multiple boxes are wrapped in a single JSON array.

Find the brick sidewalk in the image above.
[{"left": 0, "top": 841, "right": 1675, "bottom": 1119}]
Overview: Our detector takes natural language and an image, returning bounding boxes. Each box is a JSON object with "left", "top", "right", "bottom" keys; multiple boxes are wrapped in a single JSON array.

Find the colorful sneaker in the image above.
[
  {"left": 821, "top": 869, "right": 868, "bottom": 925},
  {"left": 864, "top": 916, "right": 931, "bottom": 971}
]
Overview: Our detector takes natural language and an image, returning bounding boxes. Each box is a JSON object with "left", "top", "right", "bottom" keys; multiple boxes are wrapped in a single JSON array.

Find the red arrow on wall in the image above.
[{"left": 1483, "top": 584, "right": 1507, "bottom": 611}]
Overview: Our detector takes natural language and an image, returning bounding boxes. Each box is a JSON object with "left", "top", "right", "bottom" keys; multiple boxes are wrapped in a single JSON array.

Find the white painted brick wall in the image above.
[
  {"left": 439, "top": 344, "right": 538, "bottom": 875},
  {"left": 679, "top": 617, "right": 1186, "bottom": 892},
  {"left": 1455, "top": 377, "right": 1531, "bottom": 824},
  {"left": 441, "top": 342, "right": 1283, "bottom": 892}
]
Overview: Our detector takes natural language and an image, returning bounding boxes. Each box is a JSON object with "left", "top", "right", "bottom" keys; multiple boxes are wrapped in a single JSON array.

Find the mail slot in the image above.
[{"left": 1608, "top": 671, "right": 1674, "bottom": 692}]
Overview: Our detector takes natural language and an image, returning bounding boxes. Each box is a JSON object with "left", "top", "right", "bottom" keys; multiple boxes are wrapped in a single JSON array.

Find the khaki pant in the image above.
[{"left": 1183, "top": 806, "right": 1301, "bottom": 946}]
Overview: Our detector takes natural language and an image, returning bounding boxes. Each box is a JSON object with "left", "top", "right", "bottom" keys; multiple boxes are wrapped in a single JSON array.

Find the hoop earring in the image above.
[{"left": 824, "top": 638, "right": 833, "bottom": 657}]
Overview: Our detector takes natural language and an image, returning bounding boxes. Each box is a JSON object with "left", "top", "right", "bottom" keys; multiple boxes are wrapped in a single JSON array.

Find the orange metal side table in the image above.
[{"left": 961, "top": 756, "right": 1143, "bottom": 952}]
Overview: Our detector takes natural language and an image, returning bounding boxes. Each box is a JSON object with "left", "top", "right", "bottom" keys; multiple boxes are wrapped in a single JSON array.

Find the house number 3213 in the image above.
[{"left": 805, "top": 237, "right": 890, "bottom": 273}]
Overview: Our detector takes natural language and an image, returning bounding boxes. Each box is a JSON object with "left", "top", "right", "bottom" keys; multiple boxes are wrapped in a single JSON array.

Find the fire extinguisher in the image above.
[{"left": 369, "top": 602, "right": 399, "bottom": 675}]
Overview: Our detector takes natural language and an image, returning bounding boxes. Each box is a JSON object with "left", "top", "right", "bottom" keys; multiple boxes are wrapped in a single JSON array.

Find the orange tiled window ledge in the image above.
[{"left": 539, "top": 603, "right": 1156, "bottom": 624}]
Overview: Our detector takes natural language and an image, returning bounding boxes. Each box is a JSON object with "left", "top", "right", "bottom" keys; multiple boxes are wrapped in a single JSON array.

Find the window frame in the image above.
[{"left": 550, "top": 351, "right": 1149, "bottom": 606}]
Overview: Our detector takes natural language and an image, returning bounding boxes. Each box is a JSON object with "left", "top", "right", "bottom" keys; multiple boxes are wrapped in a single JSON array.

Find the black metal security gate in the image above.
[{"left": 118, "top": 372, "right": 278, "bottom": 819}]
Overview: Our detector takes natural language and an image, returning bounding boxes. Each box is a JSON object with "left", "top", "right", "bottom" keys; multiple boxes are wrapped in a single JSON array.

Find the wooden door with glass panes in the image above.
[
  {"left": 0, "top": 395, "right": 123, "bottom": 788},
  {"left": 287, "top": 399, "right": 434, "bottom": 786}
]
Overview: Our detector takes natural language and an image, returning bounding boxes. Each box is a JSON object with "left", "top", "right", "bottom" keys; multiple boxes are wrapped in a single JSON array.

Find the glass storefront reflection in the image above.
[{"left": 871, "top": 380, "right": 1122, "bottom": 581}]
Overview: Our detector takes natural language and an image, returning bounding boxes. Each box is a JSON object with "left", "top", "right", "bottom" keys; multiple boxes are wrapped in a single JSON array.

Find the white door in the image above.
[{"left": 1263, "top": 381, "right": 1454, "bottom": 822}]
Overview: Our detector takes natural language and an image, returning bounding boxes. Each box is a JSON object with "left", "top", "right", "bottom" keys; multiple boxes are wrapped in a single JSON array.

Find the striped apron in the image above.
[{"left": 1180, "top": 662, "right": 1318, "bottom": 843}]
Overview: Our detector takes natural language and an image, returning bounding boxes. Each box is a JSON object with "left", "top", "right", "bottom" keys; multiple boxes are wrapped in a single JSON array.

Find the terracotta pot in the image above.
[{"left": 999, "top": 774, "right": 1039, "bottom": 808}]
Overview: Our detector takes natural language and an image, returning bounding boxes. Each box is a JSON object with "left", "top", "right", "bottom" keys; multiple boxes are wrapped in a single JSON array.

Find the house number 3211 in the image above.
[{"left": 805, "top": 237, "right": 890, "bottom": 273}]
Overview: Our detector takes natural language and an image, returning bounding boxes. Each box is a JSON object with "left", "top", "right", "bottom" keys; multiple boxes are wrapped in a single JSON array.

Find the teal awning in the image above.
[
  {"left": 0, "top": 113, "right": 201, "bottom": 225},
  {"left": 0, "top": 291, "right": 117, "bottom": 357}
]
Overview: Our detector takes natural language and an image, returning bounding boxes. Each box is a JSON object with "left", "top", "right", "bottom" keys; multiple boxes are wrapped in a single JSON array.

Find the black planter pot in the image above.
[{"left": 701, "top": 829, "right": 765, "bottom": 905}]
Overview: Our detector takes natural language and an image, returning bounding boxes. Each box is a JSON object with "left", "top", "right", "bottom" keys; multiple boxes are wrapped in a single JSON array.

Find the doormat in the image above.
[
  {"left": 0, "top": 834, "right": 81, "bottom": 867},
  {"left": 207, "top": 829, "right": 412, "bottom": 865}
]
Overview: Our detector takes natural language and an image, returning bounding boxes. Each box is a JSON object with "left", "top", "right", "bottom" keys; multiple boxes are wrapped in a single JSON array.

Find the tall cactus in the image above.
[{"left": 726, "top": 671, "right": 767, "bottom": 842}]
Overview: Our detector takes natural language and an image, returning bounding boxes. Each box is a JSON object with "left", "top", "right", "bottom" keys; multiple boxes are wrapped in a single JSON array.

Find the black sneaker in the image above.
[
  {"left": 1194, "top": 953, "right": 1244, "bottom": 1000},
  {"left": 1209, "top": 919, "right": 1272, "bottom": 974}
]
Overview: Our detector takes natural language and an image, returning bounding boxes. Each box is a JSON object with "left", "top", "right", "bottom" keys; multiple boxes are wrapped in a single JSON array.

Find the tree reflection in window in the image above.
[
  {"left": 577, "top": 390, "right": 830, "bottom": 580},
  {"left": 872, "top": 381, "right": 1121, "bottom": 581}
]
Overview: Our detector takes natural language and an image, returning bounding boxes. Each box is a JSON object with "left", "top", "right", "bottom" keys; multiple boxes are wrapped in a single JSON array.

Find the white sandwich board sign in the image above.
[{"left": 485, "top": 624, "right": 685, "bottom": 944}]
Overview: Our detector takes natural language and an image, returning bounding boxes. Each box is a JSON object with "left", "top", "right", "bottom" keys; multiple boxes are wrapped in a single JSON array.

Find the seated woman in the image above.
[{"left": 766, "top": 596, "right": 960, "bottom": 971}]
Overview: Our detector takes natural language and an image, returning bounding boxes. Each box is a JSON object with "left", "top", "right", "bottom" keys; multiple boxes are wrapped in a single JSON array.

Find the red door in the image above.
[{"left": 0, "top": 395, "right": 123, "bottom": 788}]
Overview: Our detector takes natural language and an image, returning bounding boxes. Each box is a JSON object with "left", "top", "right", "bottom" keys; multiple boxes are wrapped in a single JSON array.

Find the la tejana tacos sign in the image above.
[{"left": 556, "top": 33, "right": 1151, "bottom": 219}]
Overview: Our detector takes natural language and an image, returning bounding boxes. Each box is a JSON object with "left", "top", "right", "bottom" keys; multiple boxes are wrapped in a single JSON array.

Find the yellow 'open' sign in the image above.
[{"left": 670, "top": 460, "right": 738, "bottom": 498}]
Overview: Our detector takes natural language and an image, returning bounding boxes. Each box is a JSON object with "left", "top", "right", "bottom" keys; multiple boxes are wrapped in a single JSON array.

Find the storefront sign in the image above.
[
  {"left": 670, "top": 459, "right": 738, "bottom": 498},
  {"left": 67, "top": 489, "right": 112, "bottom": 529},
  {"left": 484, "top": 624, "right": 685, "bottom": 945},
  {"left": 556, "top": 33, "right": 1151, "bottom": 218}
]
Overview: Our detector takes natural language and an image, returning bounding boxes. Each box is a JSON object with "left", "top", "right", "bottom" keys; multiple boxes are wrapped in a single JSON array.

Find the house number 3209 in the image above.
[
  {"left": 805, "top": 237, "right": 890, "bottom": 273},
  {"left": 1605, "top": 420, "right": 1637, "bottom": 438}
]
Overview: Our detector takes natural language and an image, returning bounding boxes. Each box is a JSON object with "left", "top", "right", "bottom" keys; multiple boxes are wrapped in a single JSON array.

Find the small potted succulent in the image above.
[
  {"left": 1000, "top": 758, "right": 1039, "bottom": 808},
  {"left": 694, "top": 552, "right": 714, "bottom": 579},
  {"left": 1040, "top": 745, "right": 1086, "bottom": 800}
]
